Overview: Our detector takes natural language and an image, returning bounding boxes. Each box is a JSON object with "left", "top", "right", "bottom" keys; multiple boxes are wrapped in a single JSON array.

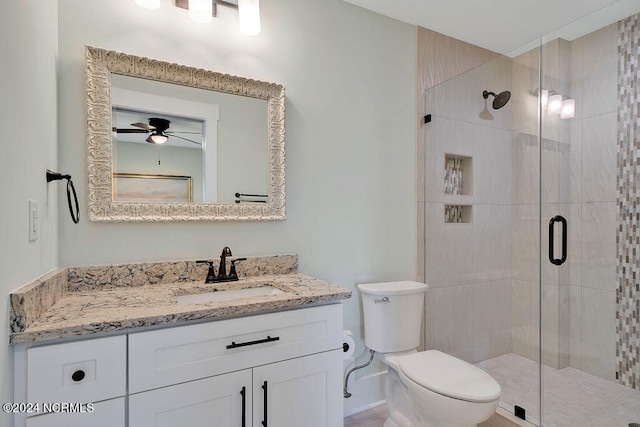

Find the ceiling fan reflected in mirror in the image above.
[{"left": 112, "top": 117, "right": 202, "bottom": 145}]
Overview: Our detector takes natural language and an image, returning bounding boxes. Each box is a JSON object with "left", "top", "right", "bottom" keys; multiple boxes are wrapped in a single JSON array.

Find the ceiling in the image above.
[{"left": 342, "top": 0, "right": 640, "bottom": 55}]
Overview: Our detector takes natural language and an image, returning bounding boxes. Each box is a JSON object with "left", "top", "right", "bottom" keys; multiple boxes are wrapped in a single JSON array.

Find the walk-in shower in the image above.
[{"left": 420, "top": 4, "right": 640, "bottom": 426}]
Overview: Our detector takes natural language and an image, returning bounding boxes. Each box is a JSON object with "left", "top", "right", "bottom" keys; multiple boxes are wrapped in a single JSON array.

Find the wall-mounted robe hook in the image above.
[{"left": 46, "top": 169, "right": 80, "bottom": 224}]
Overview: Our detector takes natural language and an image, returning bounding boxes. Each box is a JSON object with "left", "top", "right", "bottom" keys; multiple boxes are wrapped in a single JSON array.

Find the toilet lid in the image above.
[{"left": 398, "top": 350, "right": 501, "bottom": 403}]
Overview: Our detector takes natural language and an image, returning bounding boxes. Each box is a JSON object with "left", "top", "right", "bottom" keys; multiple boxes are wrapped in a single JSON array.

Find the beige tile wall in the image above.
[
  {"left": 551, "top": 25, "right": 617, "bottom": 380},
  {"left": 418, "top": 27, "right": 520, "bottom": 364},
  {"left": 417, "top": 27, "right": 498, "bottom": 282},
  {"left": 418, "top": 23, "right": 619, "bottom": 381},
  {"left": 510, "top": 25, "right": 618, "bottom": 377}
]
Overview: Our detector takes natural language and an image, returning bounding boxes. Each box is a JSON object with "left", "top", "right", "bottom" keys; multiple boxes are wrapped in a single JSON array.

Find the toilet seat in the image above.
[{"left": 398, "top": 350, "right": 501, "bottom": 403}]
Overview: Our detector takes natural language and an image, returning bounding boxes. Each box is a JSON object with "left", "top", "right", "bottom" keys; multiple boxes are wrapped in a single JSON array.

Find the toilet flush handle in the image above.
[{"left": 374, "top": 297, "right": 390, "bottom": 303}]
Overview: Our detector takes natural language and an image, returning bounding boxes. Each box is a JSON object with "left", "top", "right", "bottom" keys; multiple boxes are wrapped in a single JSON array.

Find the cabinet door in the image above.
[
  {"left": 253, "top": 350, "right": 342, "bottom": 427},
  {"left": 25, "top": 398, "right": 124, "bottom": 427},
  {"left": 129, "top": 370, "right": 252, "bottom": 427}
]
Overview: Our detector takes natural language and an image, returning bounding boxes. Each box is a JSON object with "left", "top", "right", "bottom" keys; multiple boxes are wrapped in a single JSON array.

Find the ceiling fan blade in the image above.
[
  {"left": 166, "top": 131, "right": 202, "bottom": 135},
  {"left": 114, "top": 128, "right": 150, "bottom": 134},
  {"left": 131, "top": 122, "right": 156, "bottom": 130},
  {"left": 169, "top": 134, "right": 202, "bottom": 145}
]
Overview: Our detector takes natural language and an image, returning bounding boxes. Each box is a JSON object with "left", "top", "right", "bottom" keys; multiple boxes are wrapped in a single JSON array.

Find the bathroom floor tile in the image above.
[
  {"left": 344, "top": 404, "right": 388, "bottom": 427},
  {"left": 476, "top": 353, "right": 640, "bottom": 427}
]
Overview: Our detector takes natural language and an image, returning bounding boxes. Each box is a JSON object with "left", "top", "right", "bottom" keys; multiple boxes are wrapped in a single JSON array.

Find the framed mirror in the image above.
[{"left": 85, "top": 46, "right": 285, "bottom": 221}]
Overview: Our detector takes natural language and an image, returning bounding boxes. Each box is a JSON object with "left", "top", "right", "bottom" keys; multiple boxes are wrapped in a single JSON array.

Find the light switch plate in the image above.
[{"left": 28, "top": 200, "right": 38, "bottom": 242}]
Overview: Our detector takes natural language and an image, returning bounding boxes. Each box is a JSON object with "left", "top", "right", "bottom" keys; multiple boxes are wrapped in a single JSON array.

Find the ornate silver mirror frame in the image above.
[{"left": 85, "top": 46, "right": 285, "bottom": 222}]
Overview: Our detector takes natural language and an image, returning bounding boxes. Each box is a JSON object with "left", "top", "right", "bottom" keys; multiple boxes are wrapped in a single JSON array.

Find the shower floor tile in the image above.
[{"left": 475, "top": 353, "right": 640, "bottom": 427}]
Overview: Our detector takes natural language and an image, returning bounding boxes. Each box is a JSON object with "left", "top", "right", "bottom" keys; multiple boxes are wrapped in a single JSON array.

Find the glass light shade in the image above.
[
  {"left": 147, "top": 134, "right": 168, "bottom": 144},
  {"left": 238, "top": 0, "right": 261, "bottom": 35},
  {"left": 189, "top": 0, "right": 213, "bottom": 23},
  {"left": 134, "top": 0, "right": 160, "bottom": 9},
  {"left": 540, "top": 89, "right": 549, "bottom": 110},
  {"left": 561, "top": 98, "right": 575, "bottom": 119},
  {"left": 548, "top": 94, "right": 563, "bottom": 115}
]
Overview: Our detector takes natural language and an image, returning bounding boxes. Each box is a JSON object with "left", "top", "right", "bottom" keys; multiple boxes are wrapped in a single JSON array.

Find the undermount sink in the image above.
[{"left": 175, "top": 285, "right": 286, "bottom": 304}]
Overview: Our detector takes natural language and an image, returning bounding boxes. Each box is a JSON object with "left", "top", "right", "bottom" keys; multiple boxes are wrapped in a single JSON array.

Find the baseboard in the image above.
[{"left": 342, "top": 369, "right": 387, "bottom": 417}]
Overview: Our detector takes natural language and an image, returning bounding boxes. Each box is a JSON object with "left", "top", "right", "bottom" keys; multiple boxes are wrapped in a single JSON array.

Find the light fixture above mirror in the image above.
[{"left": 134, "top": 0, "right": 261, "bottom": 35}]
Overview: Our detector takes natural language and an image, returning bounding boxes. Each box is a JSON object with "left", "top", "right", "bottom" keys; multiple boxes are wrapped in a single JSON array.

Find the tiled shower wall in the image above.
[
  {"left": 562, "top": 24, "right": 619, "bottom": 382},
  {"left": 616, "top": 13, "right": 640, "bottom": 391},
  {"left": 419, "top": 28, "right": 515, "bottom": 364},
  {"left": 419, "top": 23, "right": 622, "bottom": 382},
  {"left": 511, "top": 25, "right": 619, "bottom": 379}
]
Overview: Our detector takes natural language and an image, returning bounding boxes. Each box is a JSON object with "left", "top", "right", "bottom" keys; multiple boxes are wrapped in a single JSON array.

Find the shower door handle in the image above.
[{"left": 548, "top": 215, "right": 567, "bottom": 266}]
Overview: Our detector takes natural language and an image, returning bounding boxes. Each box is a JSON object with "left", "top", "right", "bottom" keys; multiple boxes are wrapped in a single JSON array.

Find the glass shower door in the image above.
[
  {"left": 539, "top": 5, "right": 640, "bottom": 426},
  {"left": 421, "top": 6, "right": 640, "bottom": 426},
  {"left": 421, "top": 47, "right": 542, "bottom": 423}
]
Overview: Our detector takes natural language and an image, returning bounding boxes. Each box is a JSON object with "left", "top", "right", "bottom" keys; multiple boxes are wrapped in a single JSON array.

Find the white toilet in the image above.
[{"left": 359, "top": 281, "right": 501, "bottom": 427}]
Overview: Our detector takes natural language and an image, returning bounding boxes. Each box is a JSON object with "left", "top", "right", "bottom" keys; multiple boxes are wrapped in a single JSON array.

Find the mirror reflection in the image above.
[
  {"left": 112, "top": 108, "right": 204, "bottom": 202},
  {"left": 110, "top": 74, "right": 269, "bottom": 204},
  {"left": 86, "top": 46, "right": 285, "bottom": 222}
]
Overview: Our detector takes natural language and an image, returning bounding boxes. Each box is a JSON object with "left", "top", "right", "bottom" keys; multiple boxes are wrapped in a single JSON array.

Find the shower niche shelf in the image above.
[
  {"left": 444, "top": 154, "right": 472, "bottom": 196},
  {"left": 444, "top": 204, "right": 472, "bottom": 224}
]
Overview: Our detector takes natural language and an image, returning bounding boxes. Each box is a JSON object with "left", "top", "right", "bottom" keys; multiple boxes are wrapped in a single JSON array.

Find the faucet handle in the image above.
[
  {"left": 229, "top": 258, "right": 247, "bottom": 279},
  {"left": 196, "top": 260, "right": 216, "bottom": 283}
]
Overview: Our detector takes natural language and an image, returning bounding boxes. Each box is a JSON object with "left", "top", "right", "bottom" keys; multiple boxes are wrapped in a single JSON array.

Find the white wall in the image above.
[
  {"left": 56, "top": 0, "right": 417, "bottom": 409},
  {"left": 0, "top": 1, "right": 59, "bottom": 424}
]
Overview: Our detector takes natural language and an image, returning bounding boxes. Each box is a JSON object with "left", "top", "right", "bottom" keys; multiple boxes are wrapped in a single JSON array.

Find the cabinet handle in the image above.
[
  {"left": 261, "top": 381, "right": 268, "bottom": 427},
  {"left": 226, "top": 336, "right": 280, "bottom": 349},
  {"left": 240, "top": 386, "right": 246, "bottom": 427},
  {"left": 71, "top": 370, "right": 85, "bottom": 382}
]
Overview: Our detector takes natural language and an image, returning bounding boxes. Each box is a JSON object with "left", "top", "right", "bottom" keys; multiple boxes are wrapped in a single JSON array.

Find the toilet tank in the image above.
[{"left": 358, "top": 281, "right": 429, "bottom": 353}]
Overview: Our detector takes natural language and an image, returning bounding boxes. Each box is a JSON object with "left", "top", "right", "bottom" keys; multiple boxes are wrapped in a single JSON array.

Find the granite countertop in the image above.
[{"left": 9, "top": 256, "right": 352, "bottom": 345}]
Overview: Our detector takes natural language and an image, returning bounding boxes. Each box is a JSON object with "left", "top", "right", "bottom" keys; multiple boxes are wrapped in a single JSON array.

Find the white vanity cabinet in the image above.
[
  {"left": 252, "top": 350, "right": 342, "bottom": 427},
  {"left": 129, "top": 350, "right": 342, "bottom": 427},
  {"left": 128, "top": 304, "right": 343, "bottom": 427},
  {"left": 25, "top": 398, "right": 125, "bottom": 427},
  {"left": 14, "top": 335, "right": 126, "bottom": 427},
  {"left": 129, "top": 370, "right": 251, "bottom": 427},
  {"left": 14, "top": 304, "right": 343, "bottom": 427}
]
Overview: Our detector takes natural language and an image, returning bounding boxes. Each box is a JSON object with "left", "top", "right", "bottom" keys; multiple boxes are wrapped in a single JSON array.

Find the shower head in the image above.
[{"left": 483, "top": 90, "right": 511, "bottom": 109}]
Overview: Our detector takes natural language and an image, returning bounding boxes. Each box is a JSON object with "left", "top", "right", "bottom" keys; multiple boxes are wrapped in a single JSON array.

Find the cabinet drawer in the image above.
[
  {"left": 25, "top": 397, "right": 125, "bottom": 427},
  {"left": 27, "top": 335, "right": 126, "bottom": 406},
  {"left": 129, "top": 304, "right": 342, "bottom": 393}
]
